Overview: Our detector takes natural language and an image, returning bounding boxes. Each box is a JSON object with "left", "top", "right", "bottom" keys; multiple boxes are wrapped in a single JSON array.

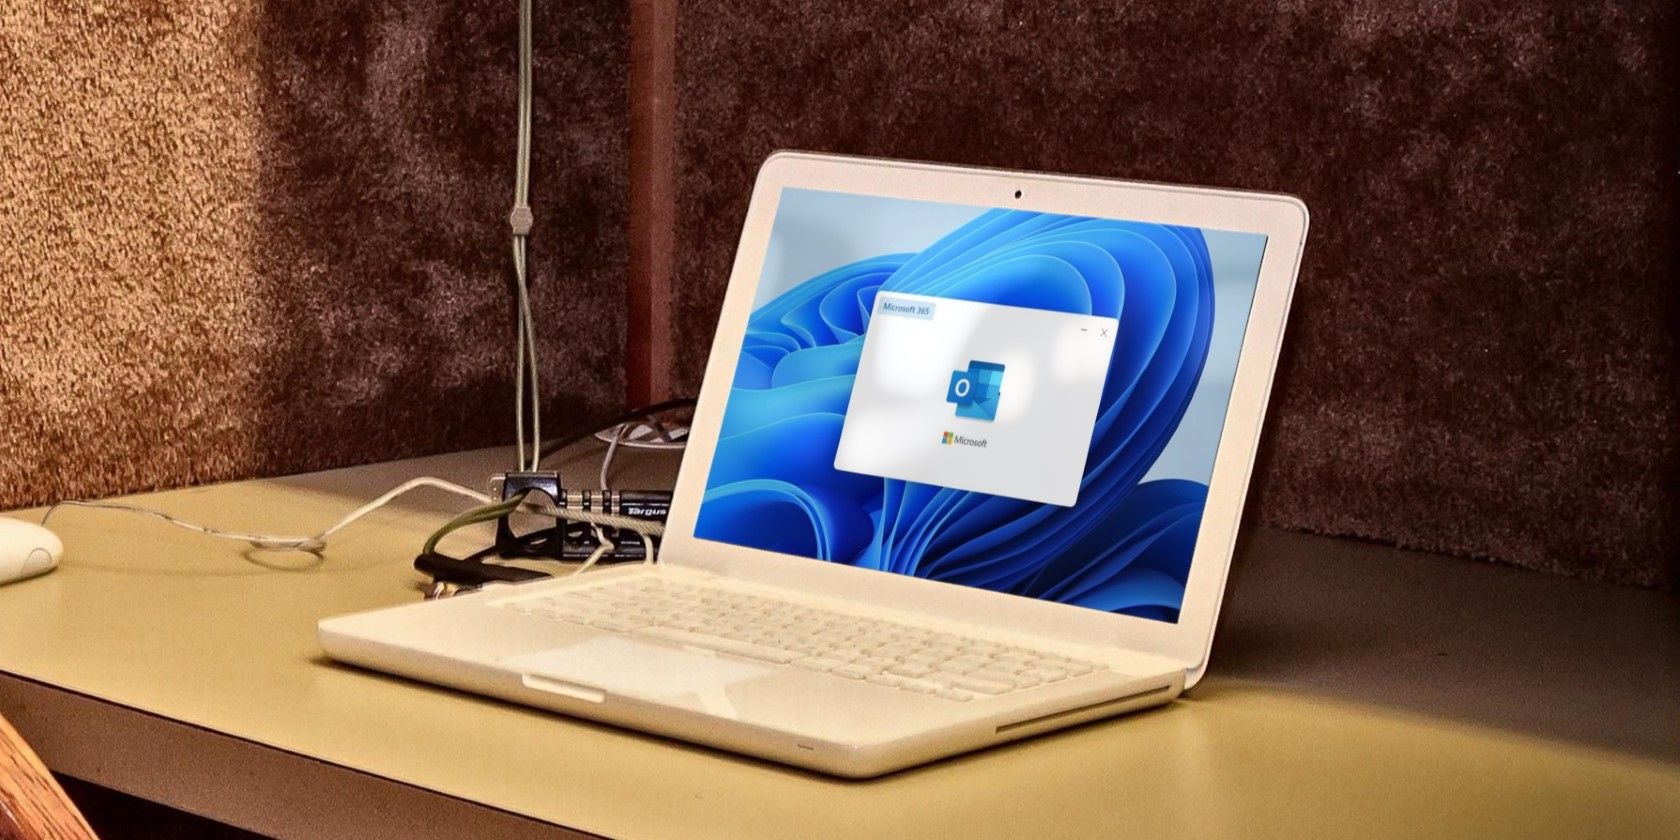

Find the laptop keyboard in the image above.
[{"left": 497, "top": 576, "right": 1106, "bottom": 702}]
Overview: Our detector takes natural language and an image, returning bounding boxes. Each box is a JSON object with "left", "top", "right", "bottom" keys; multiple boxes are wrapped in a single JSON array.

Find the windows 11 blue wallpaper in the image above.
[{"left": 694, "top": 189, "right": 1266, "bottom": 622}]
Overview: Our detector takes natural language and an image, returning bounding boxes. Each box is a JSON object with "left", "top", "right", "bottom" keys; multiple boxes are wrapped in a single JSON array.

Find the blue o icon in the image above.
[{"left": 945, "top": 361, "right": 1005, "bottom": 421}]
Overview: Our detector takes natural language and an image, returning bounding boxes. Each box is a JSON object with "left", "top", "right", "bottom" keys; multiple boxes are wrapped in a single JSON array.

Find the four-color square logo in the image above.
[{"left": 946, "top": 360, "right": 1005, "bottom": 421}]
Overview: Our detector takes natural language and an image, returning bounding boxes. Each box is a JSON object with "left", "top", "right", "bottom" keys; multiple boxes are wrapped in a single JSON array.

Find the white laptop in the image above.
[{"left": 319, "top": 152, "right": 1309, "bottom": 778}]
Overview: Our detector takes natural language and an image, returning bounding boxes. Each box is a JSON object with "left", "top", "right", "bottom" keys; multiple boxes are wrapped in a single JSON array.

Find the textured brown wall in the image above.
[
  {"left": 668, "top": 2, "right": 1680, "bottom": 588},
  {"left": 0, "top": 2, "right": 627, "bottom": 508},
  {"left": 5, "top": 2, "right": 1676, "bottom": 592}
]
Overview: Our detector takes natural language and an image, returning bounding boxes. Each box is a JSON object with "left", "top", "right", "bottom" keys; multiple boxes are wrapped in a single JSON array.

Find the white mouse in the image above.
[{"left": 0, "top": 517, "right": 62, "bottom": 585}]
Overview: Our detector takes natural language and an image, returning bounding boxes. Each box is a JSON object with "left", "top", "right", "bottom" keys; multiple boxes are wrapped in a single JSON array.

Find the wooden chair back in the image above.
[{"left": 0, "top": 711, "right": 96, "bottom": 840}]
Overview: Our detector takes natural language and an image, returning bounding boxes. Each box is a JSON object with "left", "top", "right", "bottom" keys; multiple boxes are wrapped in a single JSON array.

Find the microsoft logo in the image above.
[
  {"left": 940, "top": 430, "right": 988, "bottom": 448},
  {"left": 946, "top": 360, "right": 1005, "bottom": 421}
]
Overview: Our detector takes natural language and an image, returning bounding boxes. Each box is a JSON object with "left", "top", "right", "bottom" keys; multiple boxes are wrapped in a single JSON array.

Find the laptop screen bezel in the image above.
[{"left": 660, "top": 152, "right": 1308, "bottom": 683}]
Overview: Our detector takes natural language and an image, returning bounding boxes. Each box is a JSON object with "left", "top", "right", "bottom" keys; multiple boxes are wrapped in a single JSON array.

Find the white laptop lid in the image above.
[{"left": 663, "top": 152, "right": 1308, "bottom": 685}]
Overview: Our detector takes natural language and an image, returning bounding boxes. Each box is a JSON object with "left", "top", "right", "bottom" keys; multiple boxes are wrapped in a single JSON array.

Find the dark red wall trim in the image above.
[{"left": 626, "top": 0, "right": 677, "bottom": 405}]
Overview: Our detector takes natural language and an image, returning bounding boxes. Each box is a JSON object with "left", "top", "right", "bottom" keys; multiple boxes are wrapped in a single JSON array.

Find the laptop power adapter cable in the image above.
[
  {"left": 32, "top": 400, "right": 688, "bottom": 574},
  {"left": 39, "top": 469, "right": 665, "bottom": 572},
  {"left": 40, "top": 477, "right": 496, "bottom": 555}
]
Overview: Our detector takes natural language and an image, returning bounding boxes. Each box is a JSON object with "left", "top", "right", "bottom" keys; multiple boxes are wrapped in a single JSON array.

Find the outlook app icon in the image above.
[{"left": 946, "top": 360, "right": 1006, "bottom": 421}]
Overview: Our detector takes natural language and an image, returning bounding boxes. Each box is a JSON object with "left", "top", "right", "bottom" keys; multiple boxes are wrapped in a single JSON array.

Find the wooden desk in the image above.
[{"left": 1, "top": 448, "right": 1677, "bottom": 839}]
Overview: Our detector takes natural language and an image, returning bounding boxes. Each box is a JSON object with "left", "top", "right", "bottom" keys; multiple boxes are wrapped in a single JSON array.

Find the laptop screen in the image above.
[{"left": 694, "top": 188, "right": 1268, "bottom": 623}]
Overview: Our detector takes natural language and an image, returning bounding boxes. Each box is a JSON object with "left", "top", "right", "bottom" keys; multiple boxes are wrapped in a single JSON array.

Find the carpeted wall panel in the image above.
[
  {"left": 0, "top": 2, "right": 627, "bottom": 509},
  {"left": 5, "top": 2, "right": 1675, "bottom": 591},
  {"left": 669, "top": 2, "right": 1680, "bottom": 588}
]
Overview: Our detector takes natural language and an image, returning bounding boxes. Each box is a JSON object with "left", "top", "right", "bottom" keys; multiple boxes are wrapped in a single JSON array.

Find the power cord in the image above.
[
  {"left": 41, "top": 477, "right": 494, "bottom": 555},
  {"left": 509, "top": 0, "right": 541, "bottom": 472},
  {"left": 41, "top": 466, "right": 665, "bottom": 572},
  {"left": 601, "top": 422, "right": 627, "bottom": 490}
]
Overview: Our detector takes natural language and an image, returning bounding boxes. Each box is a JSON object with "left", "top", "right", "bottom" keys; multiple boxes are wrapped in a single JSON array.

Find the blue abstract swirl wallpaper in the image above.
[{"left": 695, "top": 189, "right": 1266, "bottom": 622}]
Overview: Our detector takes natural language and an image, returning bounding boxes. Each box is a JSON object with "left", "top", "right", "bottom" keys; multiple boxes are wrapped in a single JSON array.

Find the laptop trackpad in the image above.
[{"left": 501, "top": 636, "right": 773, "bottom": 719}]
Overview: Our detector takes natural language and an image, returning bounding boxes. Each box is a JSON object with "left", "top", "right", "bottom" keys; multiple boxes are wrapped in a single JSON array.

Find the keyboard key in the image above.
[
  {"left": 941, "top": 656, "right": 988, "bottom": 674},
  {"left": 968, "top": 668, "right": 1023, "bottom": 686},
  {"left": 886, "top": 663, "right": 934, "bottom": 678},
  {"left": 793, "top": 657, "right": 845, "bottom": 672},
  {"left": 587, "top": 616, "right": 648, "bottom": 633},
  {"left": 1055, "top": 659, "right": 1096, "bottom": 676},
  {"left": 949, "top": 675, "right": 1012, "bottom": 695},
  {"left": 889, "top": 676, "right": 942, "bottom": 694},
  {"left": 632, "top": 626, "right": 800, "bottom": 664}
]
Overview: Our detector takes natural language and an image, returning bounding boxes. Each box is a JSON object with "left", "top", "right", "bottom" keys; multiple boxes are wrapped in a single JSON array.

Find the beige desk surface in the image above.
[{"left": 1, "top": 447, "right": 1677, "bottom": 839}]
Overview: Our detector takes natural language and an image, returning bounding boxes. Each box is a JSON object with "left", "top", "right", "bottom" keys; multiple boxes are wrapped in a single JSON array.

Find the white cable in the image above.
[
  {"left": 41, "top": 477, "right": 493, "bottom": 554},
  {"left": 519, "top": 248, "right": 540, "bottom": 469},
  {"left": 514, "top": 309, "right": 527, "bottom": 469},
  {"left": 509, "top": 497, "right": 664, "bottom": 537},
  {"left": 599, "top": 422, "right": 627, "bottom": 490},
  {"left": 509, "top": 0, "right": 541, "bottom": 471},
  {"left": 565, "top": 522, "right": 656, "bottom": 575},
  {"left": 506, "top": 494, "right": 660, "bottom": 571},
  {"left": 590, "top": 422, "right": 658, "bottom": 565},
  {"left": 571, "top": 525, "right": 614, "bottom": 577},
  {"left": 513, "top": 239, "right": 539, "bottom": 470}
]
